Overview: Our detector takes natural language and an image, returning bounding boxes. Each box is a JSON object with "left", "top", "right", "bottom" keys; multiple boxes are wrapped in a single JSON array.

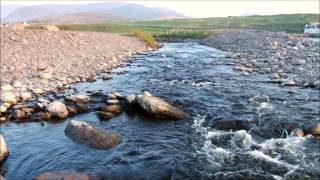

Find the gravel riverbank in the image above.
[
  {"left": 201, "top": 29, "right": 320, "bottom": 88},
  {"left": 0, "top": 28, "right": 149, "bottom": 122}
]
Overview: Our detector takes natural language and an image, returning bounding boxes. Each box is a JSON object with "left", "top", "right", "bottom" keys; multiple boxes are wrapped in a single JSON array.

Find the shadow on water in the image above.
[{"left": 1, "top": 43, "right": 319, "bottom": 179}]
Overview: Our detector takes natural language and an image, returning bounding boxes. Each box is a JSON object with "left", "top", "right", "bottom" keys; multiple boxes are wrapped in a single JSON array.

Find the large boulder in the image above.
[
  {"left": 34, "top": 170, "right": 98, "bottom": 180},
  {"left": 65, "top": 120, "right": 121, "bottom": 149},
  {"left": 0, "top": 135, "right": 9, "bottom": 164},
  {"left": 136, "top": 91, "right": 186, "bottom": 119},
  {"left": 47, "top": 101, "right": 69, "bottom": 119}
]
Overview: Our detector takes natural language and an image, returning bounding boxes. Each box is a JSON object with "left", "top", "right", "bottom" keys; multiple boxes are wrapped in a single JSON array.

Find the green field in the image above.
[{"left": 57, "top": 14, "right": 320, "bottom": 39}]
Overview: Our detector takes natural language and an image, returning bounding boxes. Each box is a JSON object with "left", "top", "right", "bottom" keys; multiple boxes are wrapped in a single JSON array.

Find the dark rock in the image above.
[
  {"left": 64, "top": 120, "right": 121, "bottom": 149},
  {"left": 211, "top": 120, "right": 251, "bottom": 131},
  {"left": 13, "top": 109, "right": 27, "bottom": 121}
]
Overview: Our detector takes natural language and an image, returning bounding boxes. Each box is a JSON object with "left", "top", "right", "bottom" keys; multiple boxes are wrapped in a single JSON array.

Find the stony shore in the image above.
[
  {"left": 201, "top": 29, "right": 320, "bottom": 88},
  {"left": 0, "top": 28, "right": 150, "bottom": 122}
]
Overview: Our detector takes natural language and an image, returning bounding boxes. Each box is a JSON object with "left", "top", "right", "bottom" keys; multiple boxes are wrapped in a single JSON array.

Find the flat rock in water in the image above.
[
  {"left": 34, "top": 170, "right": 98, "bottom": 180},
  {"left": 64, "top": 120, "right": 121, "bottom": 149},
  {"left": 136, "top": 92, "right": 186, "bottom": 119}
]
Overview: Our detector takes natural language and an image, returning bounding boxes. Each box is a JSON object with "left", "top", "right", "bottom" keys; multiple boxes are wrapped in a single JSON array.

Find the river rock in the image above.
[
  {"left": 112, "top": 92, "right": 124, "bottom": 99},
  {"left": 102, "top": 74, "right": 113, "bottom": 80},
  {"left": 13, "top": 109, "right": 27, "bottom": 121},
  {"left": 20, "top": 92, "right": 32, "bottom": 101},
  {"left": 11, "top": 80, "right": 22, "bottom": 88},
  {"left": 125, "top": 94, "right": 136, "bottom": 106},
  {"left": 283, "top": 79, "right": 296, "bottom": 86},
  {"left": 0, "top": 135, "right": 9, "bottom": 164},
  {"left": 0, "top": 106, "right": 7, "bottom": 113},
  {"left": 39, "top": 72, "right": 52, "bottom": 79},
  {"left": 304, "top": 123, "right": 320, "bottom": 136},
  {"left": 32, "top": 88, "right": 44, "bottom": 94},
  {"left": 64, "top": 120, "right": 121, "bottom": 149},
  {"left": 107, "top": 93, "right": 117, "bottom": 100},
  {"left": 1, "top": 84, "right": 13, "bottom": 92},
  {"left": 136, "top": 91, "right": 187, "bottom": 119},
  {"left": 34, "top": 170, "right": 97, "bottom": 180},
  {"left": 47, "top": 101, "right": 69, "bottom": 119},
  {"left": 107, "top": 99, "right": 120, "bottom": 105},
  {"left": 1, "top": 92, "right": 17, "bottom": 104},
  {"left": 30, "top": 112, "right": 51, "bottom": 121},
  {"left": 103, "top": 105, "right": 122, "bottom": 113},
  {"left": 65, "top": 95, "right": 91, "bottom": 104}
]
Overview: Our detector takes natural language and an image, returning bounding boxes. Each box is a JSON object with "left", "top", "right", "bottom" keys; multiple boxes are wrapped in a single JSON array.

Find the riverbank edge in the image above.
[{"left": 0, "top": 29, "right": 159, "bottom": 124}]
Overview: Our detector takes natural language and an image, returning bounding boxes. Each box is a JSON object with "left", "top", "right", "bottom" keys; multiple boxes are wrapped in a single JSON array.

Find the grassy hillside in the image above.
[{"left": 57, "top": 14, "right": 320, "bottom": 39}]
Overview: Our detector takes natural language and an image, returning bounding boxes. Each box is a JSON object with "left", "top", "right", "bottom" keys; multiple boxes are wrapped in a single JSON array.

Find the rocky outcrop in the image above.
[
  {"left": 0, "top": 135, "right": 9, "bottom": 164},
  {"left": 98, "top": 92, "right": 123, "bottom": 120},
  {"left": 34, "top": 170, "right": 98, "bottom": 180},
  {"left": 136, "top": 91, "right": 186, "bottom": 119},
  {"left": 64, "top": 120, "right": 121, "bottom": 149},
  {"left": 47, "top": 101, "right": 69, "bottom": 119}
]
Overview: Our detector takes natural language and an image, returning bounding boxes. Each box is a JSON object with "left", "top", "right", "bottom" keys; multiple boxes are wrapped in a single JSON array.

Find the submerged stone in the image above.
[{"left": 64, "top": 120, "right": 121, "bottom": 149}]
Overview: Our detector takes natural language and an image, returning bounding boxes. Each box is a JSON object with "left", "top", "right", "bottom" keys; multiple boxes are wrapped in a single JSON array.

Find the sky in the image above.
[{"left": 2, "top": 0, "right": 319, "bottom": 18}]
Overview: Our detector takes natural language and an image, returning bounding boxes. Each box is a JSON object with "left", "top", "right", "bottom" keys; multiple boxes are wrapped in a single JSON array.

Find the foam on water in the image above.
[{"left": 193, "top": 113, "right": 320, "bottom": 178}]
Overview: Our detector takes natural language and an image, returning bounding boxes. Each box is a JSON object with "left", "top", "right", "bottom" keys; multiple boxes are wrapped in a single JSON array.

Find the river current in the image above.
[{"left": 1, "top": 43, "right": 319, "bottom": 179}]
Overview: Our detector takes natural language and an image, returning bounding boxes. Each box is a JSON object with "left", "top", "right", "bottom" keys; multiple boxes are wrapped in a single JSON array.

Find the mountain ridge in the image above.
[{"left": 3, "top": 2, "right": 187, "bottom": 23}]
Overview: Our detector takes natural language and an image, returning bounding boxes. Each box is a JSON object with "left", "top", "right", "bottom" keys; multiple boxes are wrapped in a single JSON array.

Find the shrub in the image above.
[{"left": 133, "top": 29, "right": 158, "bottom": 48}]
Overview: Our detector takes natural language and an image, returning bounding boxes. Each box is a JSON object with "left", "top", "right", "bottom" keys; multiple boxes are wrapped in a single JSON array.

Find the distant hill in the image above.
[
  {"left": 3, "top": 2, "right": 187, "bottom": 23},
  {"left": 1, "top": 4, "right": 23, "bottom": 20},
  {"left": 30, "top": 12, "right": 130, "bottom": 24},
  {"left": 109, "top": 4, "right": 186, "bottom": 20}
]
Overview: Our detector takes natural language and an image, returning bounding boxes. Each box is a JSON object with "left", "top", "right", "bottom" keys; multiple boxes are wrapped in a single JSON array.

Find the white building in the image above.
[{"left": 304, "top": 23, "right": 320, "bottom": 34}]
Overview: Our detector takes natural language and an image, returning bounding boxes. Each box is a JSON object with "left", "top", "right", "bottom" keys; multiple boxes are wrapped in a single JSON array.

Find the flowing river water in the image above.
[{"left": 1, "top": 43, "right": 319, "bottom": 179}]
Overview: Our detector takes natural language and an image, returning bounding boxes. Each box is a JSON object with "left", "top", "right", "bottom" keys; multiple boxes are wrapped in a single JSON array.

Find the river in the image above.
[{"left": 1, "top": 43, "right": 319, "bottom": 179}]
